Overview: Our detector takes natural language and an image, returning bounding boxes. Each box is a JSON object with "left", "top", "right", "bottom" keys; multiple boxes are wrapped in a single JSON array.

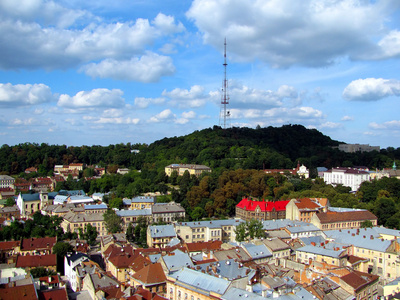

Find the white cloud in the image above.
[
  {"left": 369, "top": 120, "right": 400, "bottom": 129},
  {"left": 102, "top": 109, "right": 123, "bottom": 118},
  {"left": 80, "top": 53, "right": 175, "bottom": 82},
  {"left": 343, "top": 78, "right": 400, "bottom": 101},
  {"left": 94, "top": 117, "right": 140, "bottom": 124},
  {"left": 152, "top": 13, "right": 185, "bottom": 35},
  {"left": 0, "top": 12, "right": 182, "bottom": 70},
  {"left": 182, "top": 111, "right": 196, "bottom": 119},
  {"left": 320, "top": 122, "right": 342, "bottom": 129},
  {"left": 149, "top": 109, "right": 176, "bottom": 123},
  {"left": 229, "top": 82, "right": 300, "bottom": 109},
  {"left": 162, "top": 85, "right": 209, "bottom": 108},
  {"left": 187, "top": 0, "right": 397, "bottom": 67},
  {"left": 10, "top": 117, "right": 38, "bottom": 126},
  {"left": 58, "top": 88, "right": 125, "bottom": 108},
  {"left": 0, "top": 83, "right": 55, "bottom": 107},
  {"left": 341, "top": 115, "right": 354, "bottom": 121},
  {"left": 134, "top": 97, "right": 165, "bottom": 109}
]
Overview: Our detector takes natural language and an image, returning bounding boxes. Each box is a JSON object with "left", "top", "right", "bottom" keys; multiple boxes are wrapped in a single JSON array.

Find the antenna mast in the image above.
[{"left": 219, "top": 38, "right": 230, "bottom": 129}]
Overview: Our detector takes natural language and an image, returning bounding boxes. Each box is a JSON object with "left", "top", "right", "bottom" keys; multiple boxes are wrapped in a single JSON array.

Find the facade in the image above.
[
  {"left": 0, "top": 175, "right": 15, "bottom": 189},
  {"left": 235, "top": 198, "right": 289, "bottom": 221},
  {"left": 295, "top": 244, "right": 348, "bottom": 267},
  {"left": 323, "top": 167, "right": 370, "bottom": 191},
  {"left": 61, "top": 211, "right": 107, "bottom": 236},
  {"left": 338, "top": 143, "right": 380, "bottom": 153},
  {"left": 147, "top": 224, "right": 177, "bottom": 248},
  {"left": 152, "top": 202, "right": 185, "bottom": 223},
  {"left": 18, "top": 236, "right": 56, "bottom": 256},
  {"left": 116, "top": 209, "right": 152, "bottom": 231},
  {"left": 165, "top": 164, "right": 211, "bottom": 177},
  {"left": 286, "top": 198, "right": 328, "bottom": 223},
  {"left": 125, "top": 196, "right": 155, "bottom": 210},
  {"left": 175, "top": 219, "right": 244, "bottom": 243},
  {"left": 311, "top": 209, "right": 378, "bottom": 230},
  {"left": 16, "top": 192, "right": 50, "bottom": 216},
  {"left": 64, "top": 252, "right": 89, "bottom": 292}
]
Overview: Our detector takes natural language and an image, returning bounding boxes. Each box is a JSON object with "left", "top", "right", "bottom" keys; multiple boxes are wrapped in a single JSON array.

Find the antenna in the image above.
[{"left": 219, "top": 38, "right": 230, "bottom": 129}]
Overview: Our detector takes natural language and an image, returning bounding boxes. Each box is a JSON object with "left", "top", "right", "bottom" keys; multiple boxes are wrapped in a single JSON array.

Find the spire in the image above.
[{"left": 393, "top": 160, "right": 397, "bottom": 170}]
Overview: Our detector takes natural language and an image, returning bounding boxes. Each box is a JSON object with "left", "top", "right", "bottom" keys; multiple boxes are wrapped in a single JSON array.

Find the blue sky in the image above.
[{"left": 1, "top": 0, "right": 400, "bottom": 148}]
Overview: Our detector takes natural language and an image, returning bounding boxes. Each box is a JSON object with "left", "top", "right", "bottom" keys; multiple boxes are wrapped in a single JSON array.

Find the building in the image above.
[
  {"left": 286, "top": 198, "right": 328, "bottom": 223},
  {"left": 147, "top": 224, "right": 177, "bottom": 248},
  {"left": 64, "top": 252, "right": 89, "bottom": 292},
  {"left": 0, "top": 175, "right": 15, "bottom": 189},
  {"left": 338, "top": 143, "right": 380, "bottom": 153},
  {"left": 0, "top": 205, "right": 20, "bottom": 219},
  {"left": 175, "top": 219, "right": 244, "bottom": 243},
  {"left": 16, "top": 254, "right": 57, "bottom": 272},
  {"left": 235, "top": 198, "right": 289, "bottom": 221},
  {"left": 116, "top": 209, "right": 152, "bottom": 231},
  {"left": 264, "top": 162, "right": 310, "bottom": 179},
  {"left": 295, "top": 244, "right": 348, "bottom": 267},
  {"left": 61, "top": 211, "right": 107, "bottom": 236},
  {"left": 165, "top": 164, "right": 211, "bottom": 177},
  {"left": 152, "top": 202, "right": 185, "bottom": 223},
  {"left": 16, "top": 192, "right": 50, "bottom": 216},
  {"left": 130, "top": 262, "right": 167, "bottom": 294},
  {"left": 311, "top": 209, "right": 378, "bottom": 230},
  {"left": 0, "top": 187, "right": 15, "bottom": 200},
  {"left": 18, "top": 236, "right": 57, "bottom": 255},
  {"left": 323, "top": 167, "right": 370, "bottom": 192},
  {"left": 124, "top": 196, "right": 155, "bottom": 210}
]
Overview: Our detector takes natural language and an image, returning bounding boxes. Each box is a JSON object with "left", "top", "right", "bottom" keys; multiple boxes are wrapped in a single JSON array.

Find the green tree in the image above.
[
  {"left": 234, "top": 222, "right": 247, "bottom": 242},
  {"left": 247, "top": 219, "right": 265, "bottom": 239},
  {"left": 30, "top": 267, "right": 56, "bottom": 278},
  {"left": 360, "top": 220, "right": 373, "bottom": 228},
  {"left": 191, "top": 207, "right": 205, "bottom": 221},
  {"left": 126, "top": 222, "right": 134, "bottom": 242},
  {"left": 78, "top": 224, "right": 98, "bottom": 245},
  {"left": 5, "top": 197, "right": 15, "bottom": 207},
  {"left": 133, "top": 216, "right": 148, "bottom": 248},
  {"left": 109, "top": 197, "right": 123, "bottom": 209},
  {"left": 103, "top": 209, "right": 122, "bottom": 233}
]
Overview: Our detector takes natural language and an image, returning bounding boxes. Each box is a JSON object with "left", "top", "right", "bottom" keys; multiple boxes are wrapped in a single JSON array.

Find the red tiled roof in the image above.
[
  {"left": 0, "top": 240, "right": 20, "bottom": 250},
  {"left": 96, "top": 285, "right": 124, "bottom": 299},
  {"left": 236, "top": 198, "right": 289, "bottom": 212},
  {"left": 316, "top": 210, "right": 377, "bottom": 224},
  {"left": 129, "top": 254, "right": 152, "bottom": 272},
  {"left": 109, "top": 253, "right": 135, "bottom": 268},
  {"left": 0, "top": 283, "right": 38, "bottom": 300},
  {"left": 185, "top": 240, "right": 222, "bottom": 252},
  {"left": 20, "top": 237, "right": 57, "bottom": 251},
  {"left": 38, "top": 288, "right": 68, "bottom": 300},
  {"left": 340, "top": 270, "right": 379, "bottom": 292},
  {"left": 39, "top": 274, "right": 60, "bottom": 284},
  {"left": 16, "top": 254, "right": 57, "bottom": 268},
  {"left": 294, "top": 198, "right": 324, "bottom": 210},
  {"left": 132, "top": 262, "right": 166, "bottom": 286},
  {"left": 193, "top": 258, "right": 217, "bottom": 265}
]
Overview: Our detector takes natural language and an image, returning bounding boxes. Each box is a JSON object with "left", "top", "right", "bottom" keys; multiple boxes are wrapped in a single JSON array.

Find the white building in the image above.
[
  {"left": 64, "top": 252, "right": 89, "bottom": 292},
  {"left": 323, "top": 167, "right": 370, "bottom": 192},
  {"left": 0, "top": 175, "right": 15, "bottom": 189}
]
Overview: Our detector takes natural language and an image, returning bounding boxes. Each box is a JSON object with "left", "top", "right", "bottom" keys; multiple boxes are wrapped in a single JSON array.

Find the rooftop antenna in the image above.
[{"left": 219, "top": 38, "right": 230, "bottom": 129}]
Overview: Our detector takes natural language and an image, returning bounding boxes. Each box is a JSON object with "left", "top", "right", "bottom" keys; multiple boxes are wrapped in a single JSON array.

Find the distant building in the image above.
[
  {"left": 165, "top": 164, "right": 211, "bottom": 177},
  {"left": 264, "top": 162, "right": 309, "bottom": 178},
  {"left": 0, "top": 175, "right": 15, "bottom": 189},
  {"left": 286, "top": 198, "right": 329, "bottom": 223},
  {"left": 311, "top": 208, "right": 378, "bottom": 230},
  {"left": 338, "top": 143, "right": 380, "bottom": 153},
  {"left": 235, "top": 198, "right": 289, "bottom": 221},
  {"left": 323, "top": 167, "right": 370, "bottom": 192}
]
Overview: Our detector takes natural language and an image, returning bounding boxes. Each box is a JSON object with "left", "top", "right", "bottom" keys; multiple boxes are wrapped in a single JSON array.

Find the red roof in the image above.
[
  {"left": 38, "top": 288, "right": 68, "bottom": 300},
  {"left": 20, "top": 237, "right": 57, "bottom": 252},
  {"left": 236, "top": 198, "right": 289, "bottom": 212},
  {"left": 0, "top": 240, "right": 20, "bottom": 250},
  {"left": 185, "top": 240, "right": 222, "bottom": 252},
  {"left": 16, "top": 254, "right": 57, "bottom": 268},
  {"left": 294, "top": 198, "right": 323, "bottom": 210},
  {"left": 0, "top": 283, "right": 38, "bottom": 299}
]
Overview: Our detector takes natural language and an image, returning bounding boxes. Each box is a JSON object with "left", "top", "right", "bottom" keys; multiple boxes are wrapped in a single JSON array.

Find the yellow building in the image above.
[
  {"left": 165, "top": 164, "right": 211, "bottom": 177},
  {"left": 61, "top": 211, "right": 107, "bottom": 236}
]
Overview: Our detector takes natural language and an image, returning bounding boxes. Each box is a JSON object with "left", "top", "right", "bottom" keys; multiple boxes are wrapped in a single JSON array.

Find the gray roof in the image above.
[
  {"left": 65, "top": 252, "right": 89, "bottom": 265},
  {"left": 149, "top": 224, "right": 176, "bottom": 238},
  {"left": 84, "top": 204, "right": 108, "bottom": 210},
  {"left": 325, "top": 228, "right": 391, "bottom": 252},
  {"left": 162, "top": 249, "right": 194, "bottom": 272},
  {"left": 242, "top": 243, "right": 272, "bottom": 259},
  {"left": 131, "top": 196, "right": 155, "bottom": 203},
  {"left": 116, "top": 208, "right": 151, "bottom": 217},
  {"left": 296, "top": 245, "right": 346, "bottom": 258},
  {"left": 285, "top": 224, "right": 321, "bottom": 234},
  {"left": 152, "top": 202, "right": 185, "bottom": 214},
  {"left": 88, "top": 272, "right": 118, "bottom": 288},
  {"left": 20, "top": 193, "right": 41, "bottom": 201},
  {"left": 213, "top": 248, "right": 251, "bottom": 262},
  {"left": 263, "top": 219, "right": 309, "bottom": 231},
  {"left": 170, "top": 267, "right": 230, "bottom": 295},
  {"left": 222, "top": 288, "right": 267, "bottom": 300},
  {"left": 300, "top": 235, "right": 326, "bottom": 246},
  {"left": 373, "top": 226, "right": 400, "bottom": 238},
  {"left": 198, "top": 259, "right": 255, "bottom": 281},
  {"left": 63, "top": 211, "right": 104, "bottom": 222},
  {"left": 262, "top": 238, "right": 291, "bottom": 251}
]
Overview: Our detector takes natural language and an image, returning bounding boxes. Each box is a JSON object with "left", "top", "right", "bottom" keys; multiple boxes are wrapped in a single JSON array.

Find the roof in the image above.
[
  {"left": 292, "top": 198, "right": 324, "bottom": 210},
  {"left": 185, "top": 240, "right": 222, "bottom": 252},
  {"left": 0, "top": 240, "right": 20, "bottom": 250},
  {"left": 236, "top": 198, "right": 289, "bottom": 212},
  {"left": 16, "top": 254, "right": 57, "bottom": 268},
  {"left": 197, "top": 259, "right": 255, "bottom": 281},
  {"left": 169, "top": 267, "right": 230, "bottom": 296},
  {"left": 109, "top": 253, "right": 135, "bottom": 268},
  {"left": 131, "top": 196, "right": 155, "bottom": 203},
  {"left": 20, "top": 193, "right": 41, "bottom": 202},
  {"left": 152, "top": 203, "right": 185, "bottom": 214},
  {"left": 116, "top": 209, "right": 151, "bottom": 217},
  {"left": 161, "top": 249, "right": 194, "bottom": 272},
  {"left": 262, "top": 238, "right": 291, "bottom": 251},
  {"left": 149, "top": 224, "right": 176, "bottom": 238},
  {"left": 38, "top": 288, "right": 68, "bottom": 300},
  {"left": 63, "top": 211, "right": 104, "bottom": 222},
  {"left": 88, "top": 272, "right": 119, "bottom": 289},
  {"left": 132, "top": 262, "right": 166, "bottom": 286},
  {"left": 177, "top": 219, "right": 245, "bottom": 229},
  {"left": 242, "top": 243, "right": 272, "bottom": 259},
  {"left": 296, "top": 245, "right": 346, "bottom": 258},
  {"left": 340, "top": 270, "right": 379, "bottom": 292},
  {"left": 0, "top": 283, "right": 38, "bottom": 300},
  {"left": 84, "top": 204, "right": 108, "bottom": 210},
  {"left": 213, "top": 247, "right": 251, "bottom": 262},
  {"left": 325, "top": 167, "right": 370, "bottom": 175},
  {"left": 263, "top": 219, "right": 308, "bottom": 230},
  {"left": 20, "top": 237, "right": 57, "bottom": 251},
  {"left": 316, "top": 210, "right": 377, "bottom": 223}
]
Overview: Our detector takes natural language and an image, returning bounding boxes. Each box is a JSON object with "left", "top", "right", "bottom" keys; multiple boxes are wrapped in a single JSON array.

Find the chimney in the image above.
[{"left": 370, "top": 235, "right": 374, "bottom": 240}]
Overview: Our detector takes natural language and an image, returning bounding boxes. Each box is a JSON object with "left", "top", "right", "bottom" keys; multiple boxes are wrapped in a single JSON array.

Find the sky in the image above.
[{"left": 1, "top": 0, "right": 400, "bottom": 148}]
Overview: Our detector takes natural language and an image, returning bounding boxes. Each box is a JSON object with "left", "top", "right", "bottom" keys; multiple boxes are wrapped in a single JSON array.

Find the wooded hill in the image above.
[{"left": 1, "top": 124, "right": 399, "bottom": 175}]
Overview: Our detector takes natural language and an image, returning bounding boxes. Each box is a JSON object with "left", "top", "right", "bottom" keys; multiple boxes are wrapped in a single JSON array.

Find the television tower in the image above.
[{"left": 219, "top": 38, "right": 230, "bottom": 129}]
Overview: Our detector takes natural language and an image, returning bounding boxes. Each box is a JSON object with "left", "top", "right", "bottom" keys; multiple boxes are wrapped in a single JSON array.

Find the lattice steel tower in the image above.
[{"left": 219, "top": 38, "right": 230, "bottom": 129}]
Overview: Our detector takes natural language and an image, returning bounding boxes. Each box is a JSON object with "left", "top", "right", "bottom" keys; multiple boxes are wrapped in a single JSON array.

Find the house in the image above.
[
  {"left": 323, "top": 167, "right": 370, "bottom": 192},
  {"left": 295, "top": 244, "right": 348, "bottom": 267},
  {"left": 184, "top": 240, "right": 223, "bottom": 257},
  {"left": 0, "top": 205, "right": 20, "bottom": 219},
  {"left": 175, "top": 219, "right": 245, "bottom": 243},
  {"left": 64, "top": 252, "right": 90, "bottom": 292},
  {"left": 264, "top": 162, "right": 310, "bottom": 179},
  {"left": 0, "top": 240, "right": 20, "bottom": 263},
  {"left": 16, "top": 192, "right": 50, "bottom": 216},
  {"left": 241, "top": 242, "right": 273, "bottom": 264},
  {"left": 283, "top": 223, "right": 323, "bottom": 239},
  {"left": 0, "top": 175, "right": 15, "bottom": 189},
  {"left": 166, "top": 267, "right": 231, "bottom": 300},
  {"left": 61, "top": 211, "right": 107, "bottom": 236},
  {"left": 116, "top": 208, "right": 152, "bottom": 231},
  {"left": 235, "top": 198, "right": 289, "bottom": 221},
  {"left": 124, "top": 196, "right": 155, "bottom": 210},
  {"left": 165, "top": 164, "right": 211, "bottom": 177},
  {"left": 130, "top": 262, "right": 167, "bottom": 294},
  {"left": 0, "top": 280, "right": 38, "bottom": 299},
  {"left": 152, "top": 202, "right": 185, "bottom": 223},
  {"left": 107, "top": 252, "right": 136, "bottom": 283},
  {"left": 82, "top": 271, "right": 122, "bottom": 300},
  {"left": 0, "top": 187, "right": 15, "bottom": 200},
  {"left": 261, "top": 238, "right": 291, "bottom": 260},
  {"left": 18, "top": 237, "right": 57, "bottom": 255},
  {"left": 16, "top": 254, "right": 57, "bottom": 272},
  {"left": 84, "top": 203, "right": 108, "bottom": 214},
  {"left": 285, "top": 198, "right": 328, "bottom": 223},
  {"left": 212, "top": 247, "right": 251, "bottom": 263},
  {"left": 311, "top": 208, "right": 378, "bottom": 230},
  {"left": 147, "top": 224, "right": 177, "bottom": 248},
  {"left": 158, "top": 249, "right": 194, "bottom": 274}
]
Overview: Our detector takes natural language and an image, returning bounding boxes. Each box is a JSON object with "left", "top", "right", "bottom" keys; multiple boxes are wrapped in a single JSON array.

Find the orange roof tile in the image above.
[
  {"left": 16, "top": 254, "right": 57, "bottom": 268},
  {"left": 132, "top": 262, "right": 166, "bottom": 286},
  {"left": 236, "top": 198, "right": 289, "bottom": 212}
]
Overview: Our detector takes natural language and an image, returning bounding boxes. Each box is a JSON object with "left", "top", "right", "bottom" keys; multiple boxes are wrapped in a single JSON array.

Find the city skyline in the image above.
[{"left": 1, "top": 0, "right": 400, "bottom": 148}]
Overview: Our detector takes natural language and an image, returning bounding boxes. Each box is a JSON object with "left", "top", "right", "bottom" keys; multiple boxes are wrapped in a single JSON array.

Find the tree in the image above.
[
  {"left": 103, "top": 209, "right": 122, "bottom": 233},
  {"left": 30, "top": 267, "right": 56, "bottom": 278},
  {"left": 133, "top": 216, "right": 148, "bottom": 248},
  {"left": 109, "top": 197, "right": 123, "bottom": 209},
  {"left": 234, "top": 220, "right": 265, "bottom": 242},
  {"left": 78, "top": 224, "right": 98, "bottom": 245},
  {"left": 53, "top": 241, "right": 73, "bottom": 257},
  {"left": 126, "top": 222, "right": 134, "bottom": 242},
  {"left": 5, "top": 197, "right": 15, "bottom": 207},
  {"left": 360, "top": 220, "right": 373, "bottom": 228},
  {"left": 234, "top": 222, "right": 247, "bottom": 242},
  {"left": 191, "top": 207, "right": 205, "bottom": 221}
]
